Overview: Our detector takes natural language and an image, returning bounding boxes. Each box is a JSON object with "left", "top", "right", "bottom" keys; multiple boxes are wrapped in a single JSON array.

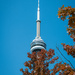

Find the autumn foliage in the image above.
[
  {"left": 50, "top": 62, "right": 75, "bottom": 75},
  {"left": 58, "top": 5, "right": 75, "bottom": 41},
  {"left": 20, "top": 49, "right": 75, "bottom": 75},
  {"left": 61, "top": 43, "right": 75, "bottom": 58},
  {"left": 20, "top": 49, "right": 58, "bottom": 75},
  {"left": 58, "top": 5, "right": 75, "bottom": 58}
]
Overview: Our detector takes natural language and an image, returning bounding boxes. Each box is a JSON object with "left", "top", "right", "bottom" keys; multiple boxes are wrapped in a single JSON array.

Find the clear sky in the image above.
[{"left": 0, "top": 0, "right": 75, "bottom": 75}]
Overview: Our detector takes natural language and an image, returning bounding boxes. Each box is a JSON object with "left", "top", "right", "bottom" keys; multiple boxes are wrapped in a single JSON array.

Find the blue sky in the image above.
[{"left": 0, "top": 0, "right": 75, "bottom": 75}]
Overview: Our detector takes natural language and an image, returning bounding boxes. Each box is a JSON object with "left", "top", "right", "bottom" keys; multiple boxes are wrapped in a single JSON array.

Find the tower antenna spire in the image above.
[
  {"left": 38, "top": 0, "right": 39, "bottom": 8},
  {"left": 37, "top": 0, "right": 40, "bottom": 20}
]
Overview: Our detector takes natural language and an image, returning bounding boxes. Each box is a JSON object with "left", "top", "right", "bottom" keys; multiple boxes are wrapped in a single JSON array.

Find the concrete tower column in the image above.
[{"left": 36, "top": 20, "right": 41, "bottom": 38}]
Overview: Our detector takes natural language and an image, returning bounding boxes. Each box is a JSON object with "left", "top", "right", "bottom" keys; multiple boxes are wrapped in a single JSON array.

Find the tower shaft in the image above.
[{"left": 36, "top": 20, "right": 41, "bottom": 38}]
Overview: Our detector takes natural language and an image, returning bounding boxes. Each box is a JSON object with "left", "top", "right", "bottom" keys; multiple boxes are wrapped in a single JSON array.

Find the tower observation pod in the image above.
[{"left": 30, "top": 0, "right": 46, "bottom": 52}]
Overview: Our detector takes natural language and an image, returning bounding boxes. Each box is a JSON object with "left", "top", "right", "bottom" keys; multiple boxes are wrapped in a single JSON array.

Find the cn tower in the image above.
[{"left": 31, "top": 0, "right": 46, "bottom": 52}]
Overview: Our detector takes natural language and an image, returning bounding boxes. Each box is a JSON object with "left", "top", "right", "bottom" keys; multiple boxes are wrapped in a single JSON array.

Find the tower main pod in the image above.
[{"left": 31, "top": 0, "right": 46, "bottom": 52}]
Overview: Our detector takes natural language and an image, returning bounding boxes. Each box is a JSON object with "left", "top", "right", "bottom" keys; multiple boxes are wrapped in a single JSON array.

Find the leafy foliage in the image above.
[
  {"left": 50, "top": 62, "right": 75, "bottom": 75},
  {"left": 58, "top": 5, "right": 75, "bottom": 42},
  {"left": 20, "top": 49, "right": 75, "bottom": 75},
  {"left": 58, "top": 5, "right": 75, "bottom": 57},
  {"left": 61, "top": 43, "right": 75, "bottom": 58}
]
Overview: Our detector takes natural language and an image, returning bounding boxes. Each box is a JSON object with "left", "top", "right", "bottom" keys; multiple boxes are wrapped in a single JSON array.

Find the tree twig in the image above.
[{"left": 56, "top": 46, "right": 75, "bottom": 69}]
